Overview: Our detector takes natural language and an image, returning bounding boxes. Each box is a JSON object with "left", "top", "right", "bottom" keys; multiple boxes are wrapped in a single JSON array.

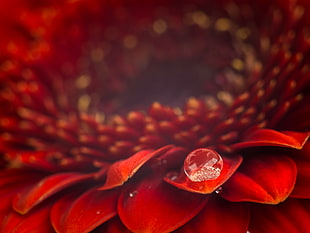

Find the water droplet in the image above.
[
  {"left": 129, "top": 190, "right": 137, "bottom": 198},
  {"left": 96, "top": 210, "right": 101, "bottom": 215},
  {"left": 184, "top": 148, "right": 223, "bottom": 182},
  {"left": 166, "top": 171, "right": 178, "bottom": 181},
  {"left": 215, "top": 186, "right": 223, "bottom": 194}
]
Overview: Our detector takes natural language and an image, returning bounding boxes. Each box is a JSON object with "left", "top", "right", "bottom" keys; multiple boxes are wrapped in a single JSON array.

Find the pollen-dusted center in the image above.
[{"left": 184, "top": 148, "right": 223, "bottom": 182}]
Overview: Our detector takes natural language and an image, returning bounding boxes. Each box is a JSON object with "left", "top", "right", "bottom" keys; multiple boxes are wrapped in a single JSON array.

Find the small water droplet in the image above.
[
  {"left": 129, "top": 190, "right": 137, "bottom": 198},
  {"left": 184, "top": 148, "right": 223, "bottom": 182},
  {"left": 96, "top": 210, "right": 101, "bottom": 215},
  {"left": 215, "top": 186, "right": 223, "bottom": 194},
  {"left": 165, "top": 171, "right": 179, "bottom": 181}
]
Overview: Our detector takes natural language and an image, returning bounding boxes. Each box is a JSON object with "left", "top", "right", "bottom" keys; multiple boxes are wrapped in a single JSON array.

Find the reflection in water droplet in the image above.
[
  {"left": 215, "top": 186, "right": 223, "bottom": 194},
  {"left": 129, "top": 190, "right": 138, "bottom": 198},
  {"left": 184, "top": 148, "right": 223, "bottom": 182},
  {"left": 96, "top": 210, "right": 101, "bottom": 215}
]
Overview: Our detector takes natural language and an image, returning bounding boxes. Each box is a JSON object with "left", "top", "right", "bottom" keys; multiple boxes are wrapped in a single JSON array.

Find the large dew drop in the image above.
[{"left": 184, "top": 148, "right": 223, "bottom": 182}]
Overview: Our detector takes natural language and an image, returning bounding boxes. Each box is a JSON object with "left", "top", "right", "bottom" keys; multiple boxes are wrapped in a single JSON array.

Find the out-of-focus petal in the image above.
[
  {"left": 290, "top": 141, "right": 310, "bottom": 198},
  {"left": 175, "top": 196, "right": 249, "bottom": 233},
  {"left": 164, "top": 155, "right": 242, "bottom": 194},
  {"left": 98, "top": 145, "right": 173, "bottom": 190},
  {"left": 1, "top": 204, "right": 54, "bottom": 233},
  {"left": 221, "top": 154, "right": 297, "bottom": 204},
  {"left": 232, "top": 129, "right": 309, "bottom": 150},
  {"left": 118, "top": 176, "right": 207, "bottom": 233},
  {"left": 249, "top": 199, "right": 310, "bottom": 233},
  {"left": 13, "top": 172, "right": 93, "bottom": 214},
  {"left": 51, "top": 187, "right": 119, "bottom": 233}
]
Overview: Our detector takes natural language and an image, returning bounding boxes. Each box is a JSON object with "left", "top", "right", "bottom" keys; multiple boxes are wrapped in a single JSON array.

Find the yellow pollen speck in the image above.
[
  {"left": 76, "top": 75, "right": 91, "bottom": 89},
  {"left": 234, "top": 106, "right": 244, "bottom": 114},
  {"left": 215, "top": 18, "right": 231, "bottom": 31},
  {"left": 268, "top": 99, "right": 277, "bottom": 108},
  {"left": 17, "top": 107, "right": 31, "bottom": 119},
  {"left": 231, "top": 59, "right": 244, "bottom": 71},
  {"left": 217, "top": 91, "right": 233, "bottom": 106},
  {"left": 257, "top": 89, "right": 264, "bottom": 98},
  {"left": 187, "top": 97, "right": 200, "bottom": 109},
  {"left": 153, "top": 19, "right": 167, "bottom": 34},
  {"left": 123, "top": 35, "right": 138, "bottom": 49},
  {"left": 257, "top": 113, "right": 265, "bottom": 121},
  {"left": 192, "top": 11, "right": 210, "bottom": 28},
  {"left": 236, "top": 27, "right": 250, "bottom": 40},
  {"left": 95, "top": 113, "right": 106, "bottom": 123},
  {"left": 78, "top": 94, "right": 91, "bottom": 112}
]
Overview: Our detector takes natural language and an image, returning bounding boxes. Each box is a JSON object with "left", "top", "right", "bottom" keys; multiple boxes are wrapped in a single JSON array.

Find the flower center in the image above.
[
  {"left": 117, "top": 60, "right": 213, "bottom": 110},
  {"left": 184, "top": 148, "right": 223, "bottom": 182}
]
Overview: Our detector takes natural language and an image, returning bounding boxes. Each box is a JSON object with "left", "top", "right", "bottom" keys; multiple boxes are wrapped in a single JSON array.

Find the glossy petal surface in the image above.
[
  {"left": 221, "top": 154, "right": 297, "bottom": 204},
  {"left": 51, "top": 187, "right": 119, "bottom": 233},
  {"left": 118, "top": 176, "right": 207, "bottom": 233},
  {"left": 232, "top": 129, "right": 309, "bottom": 150},
  {"left": 92, "top": 217, "right": 132, "bottom": 233},
  {"left": 2, "top": 204, "right": 54, "bottom": 233},
  {"left": 176, "top": 196, "right": 249, "bottom": 233},
  {"left": 164, "top": 155, "right": 242, "bottom": 194},
  {"left": 99, "top": 145, "right": 172, "bottom": 190},
  {"left": 249, "top": 199, "right": 310, "bottom": 233},
  {"left": 290, "top": 141, "right": 310, "bottom": 198},
  {"left": 13, "top": 172, "right": 93, "bottom": 214}
]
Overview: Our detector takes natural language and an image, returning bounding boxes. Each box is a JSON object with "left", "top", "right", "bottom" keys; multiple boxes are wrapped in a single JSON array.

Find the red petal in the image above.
[
  {"left": 0, "top": 187, "right": 19, "bottom": 223},
  {"left": 164, "top": 155, "right": 242, "bottom": 194},
  {"left": 51, "top": 191, "right": 80, "bottom": 233},
  {"left": 98, "top": 145, "right": 173, "bottom": 190},
  {"left": 176, "top": 196, "right": 249, "bottom": 233},
  {"left": 249, "top": 199, "right": 310, "bottom": 233},
  {"left": 118, "top": 176, "right": 208, "bottom": 233},
  {"left": 290, "top": 141, "right": 310, "bottom": 198},
  {"left": 0, "top": 169, "right": 44, "bottom": 187},
  {"left": 232, "top": 129, "right": 309, "bottom": 150},
  {"left": 57, "top": 187, "right": 120, "bottom": 233},
  {"left": 1, "top": 204, "right": 54, "bottom": 233},
  {"left": 13, "top": 172, "right": 93, "bottom": 214},
  {"left": 93, "top": 217, "right": 131, "bottom": 233},
  {"left": 221, "top": 154, "right": 297, "bottom": 204}
]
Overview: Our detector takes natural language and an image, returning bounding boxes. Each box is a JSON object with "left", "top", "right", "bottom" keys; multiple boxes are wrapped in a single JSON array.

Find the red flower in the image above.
[{"left": 0, "top": 0, "right": 310, "bottom": 232}]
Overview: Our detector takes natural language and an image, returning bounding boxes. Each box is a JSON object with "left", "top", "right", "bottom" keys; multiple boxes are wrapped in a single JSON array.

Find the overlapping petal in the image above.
[
  {"left": 176, "top": 196, "right": 249, "bottom": 233},
  {"left": 98, "top": 145, "right": 173, "bottom": 190},
  {"left": 164, "top": 155, "right": 242, "bottom": 194},
  {"left": 249, "top": 199, "right": 310, "bottom": 233},
  {"left": 51, "top": 187, "right": 119, "bottom": 233},
  {"left": 118, "top": 176, "right": 208, "bottom": 233},
  {"left": 0, "top": 0, "right": 309, "bottom": 232},
  {"left": 232, "top": 129, "right": 309, "bottom": 150},
  {"left": 13, "top": 172, "right": 93, "bottom": 214},
  {"left": 290, "top": 141, "right": 310, "bottom": 198},
  {"left": 1, "top": 204, "right": 54, "bottom": 233},
  {"left": 220, "top": 154, "right": 297, "bottom": 204}
]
